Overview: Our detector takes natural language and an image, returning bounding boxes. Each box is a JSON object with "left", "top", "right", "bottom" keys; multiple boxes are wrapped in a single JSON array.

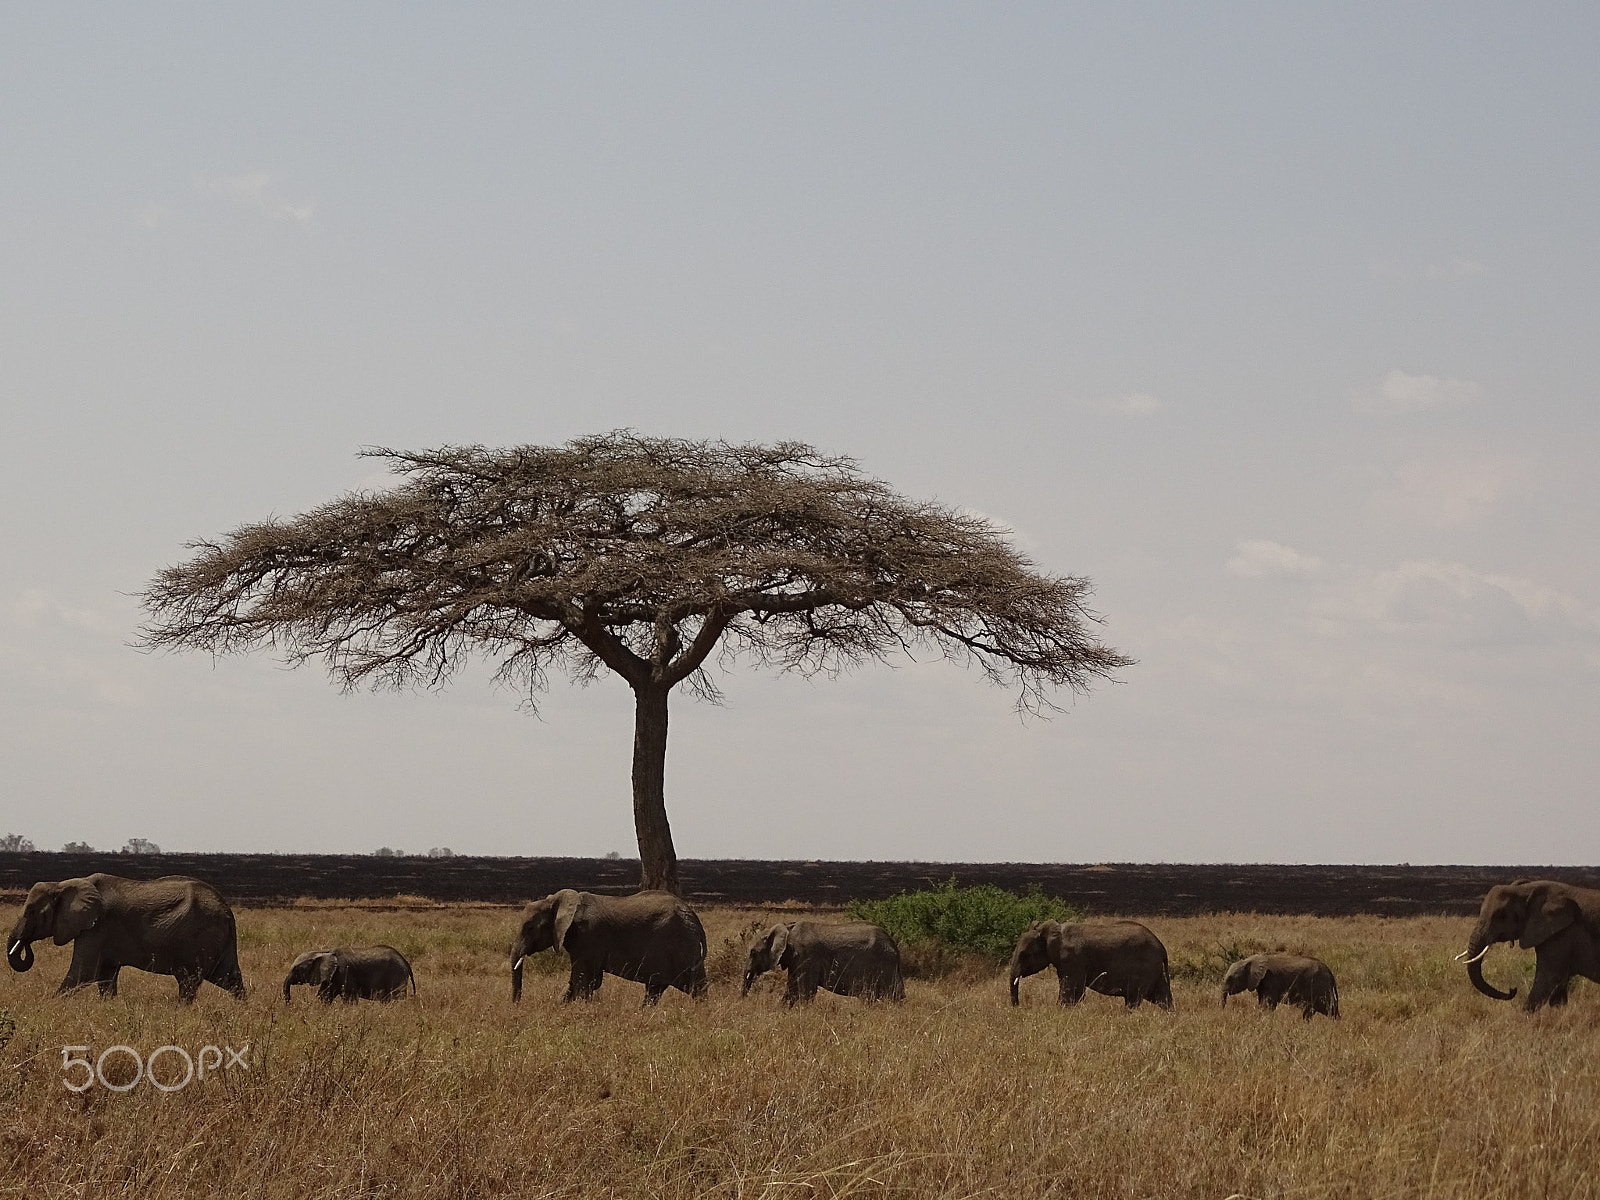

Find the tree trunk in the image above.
[{"left": 631, "top": 683, "right": 680, "bottom": 895}]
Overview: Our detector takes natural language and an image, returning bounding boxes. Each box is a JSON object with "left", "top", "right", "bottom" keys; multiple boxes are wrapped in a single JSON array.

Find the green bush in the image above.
[{"left": 848, "top": 879, "right": 1083, "bottom": 966}]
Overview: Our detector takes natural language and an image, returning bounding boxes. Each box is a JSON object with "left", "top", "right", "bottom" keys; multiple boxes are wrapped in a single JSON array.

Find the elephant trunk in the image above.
[
  {"left": 1467, "top": 953, "right": 1516, "bottom": 1001},
  {"left": 1220, "top": 986, "right": 1229, "bottom": 1008},
  {"left": 6, "top": 934, "right": 32, "bottom": 973},
  {"left": 740, "top": 969, "right": 756, "bottom": 998},
  {"left": 1463, "top": 923, "right": 1516, "bottom": 1002},
  {"left": 1008, "top": 961, "right": 1022, "bottom": 1007},
  {"left": 510, "top": 935, "right": 526, "bottom": 1004},
  {"left": 282, "top": 975, "right": 294, "bottom": 1004}
]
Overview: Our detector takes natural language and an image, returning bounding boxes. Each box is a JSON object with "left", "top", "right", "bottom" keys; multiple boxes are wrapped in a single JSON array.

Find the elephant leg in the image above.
[
  {"left": 176, "top": 968, "right": 203, "bottom": 1003},
  {"left": 676, "top": 964, "right": 708, "bottom": 1000},
  {"left": 1525, "top": 959, "right": 1570, "bottom": 1012},
  {"left": 98, "top": 965, "right": 121, "bottom": 998},
  {"left": 1123, "top": 982, "right": 1142, "bottom": 1010},
  {"left": 642, "top": 983, "right": 665, "bottom": 1007},
  {"left": 564, "top": 964, "right": 602, "bottom": 1002},
  {"left": 1151, "top": 977, "right": 1173, "bottom": 1011},
  {"left": 209, "top": 952, "right": 246, "bottom": 999},
  {"left": 787, "top": 969, "right": 819, "bottom": 1005},
  {"left": 1057, "top": 967, "right": 1085, "bottom": 1006}
]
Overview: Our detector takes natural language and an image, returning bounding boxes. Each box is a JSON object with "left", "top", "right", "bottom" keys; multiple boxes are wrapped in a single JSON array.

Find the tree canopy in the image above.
[{"left": 140, "top": 431, "right": 1132, "bottom": 892}]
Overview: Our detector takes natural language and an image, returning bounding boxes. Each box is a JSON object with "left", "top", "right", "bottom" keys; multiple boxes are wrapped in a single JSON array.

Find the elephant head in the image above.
[
  {"left": 282, "top": 950, "right": 339, "bottom": 1002},
  {"left": 1220, "top": 956, "right": 1265, "bottom": 1007},
  {"left": 741, "top": 924, "right": 793, "bottom": 997},
  {"left": 1459, "top": 881, "right": 1580, "bottom": 1002},
  {"left": 510, "top": 889, "right": 583, "bottom": 1003},
  {"left": 7, "top": 878, "right": 104, "bottom": 973},
  {"left": 1007, "top": 921, "right": 1060, "bottom": 1006}
]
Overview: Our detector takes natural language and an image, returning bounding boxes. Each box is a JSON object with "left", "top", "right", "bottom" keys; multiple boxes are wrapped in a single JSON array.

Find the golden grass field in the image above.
[{"left": 1, "top": 900, "right": 1596, "bottom": 1199}]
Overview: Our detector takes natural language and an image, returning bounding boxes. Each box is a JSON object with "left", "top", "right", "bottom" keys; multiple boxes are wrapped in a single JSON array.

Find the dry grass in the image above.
[{"left": 2, "top": 904, "right": 1597, "bottom": 1198}]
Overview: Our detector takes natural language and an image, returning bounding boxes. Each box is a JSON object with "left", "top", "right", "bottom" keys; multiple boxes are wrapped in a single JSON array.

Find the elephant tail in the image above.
[
  {"left": 1329, "top": 976, "right": 1340, "bottom": 1019},
  {"left": 408, "top": 962, "right": 418, "bottom": 997}
]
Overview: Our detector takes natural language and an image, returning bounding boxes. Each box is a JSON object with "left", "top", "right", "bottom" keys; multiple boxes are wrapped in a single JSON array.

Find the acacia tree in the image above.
[{"left": 140, "top": 432, "right": 1131, "bottom": 894}]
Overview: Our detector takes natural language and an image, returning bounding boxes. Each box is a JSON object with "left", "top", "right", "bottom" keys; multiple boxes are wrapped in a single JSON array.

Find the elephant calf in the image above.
[
  {"left": 1221, "top": 953, "right": 1338, "bottom": 1020},
  {"left": 283, "top": 945, "right": 416, "bottom": 1003},
  {"left": 742, "top": 920, "right": 905, "bottom": 1005}
]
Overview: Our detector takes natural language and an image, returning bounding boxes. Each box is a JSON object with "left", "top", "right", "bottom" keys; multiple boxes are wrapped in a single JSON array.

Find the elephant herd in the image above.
[{"left": 7, "top": 873, "right": 1600, "bottom": 1020}]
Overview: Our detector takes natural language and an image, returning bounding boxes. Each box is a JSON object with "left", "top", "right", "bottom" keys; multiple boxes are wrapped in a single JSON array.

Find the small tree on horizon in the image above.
[{"left": 140, "top": 432, "right": 1131, "bottom": 894}]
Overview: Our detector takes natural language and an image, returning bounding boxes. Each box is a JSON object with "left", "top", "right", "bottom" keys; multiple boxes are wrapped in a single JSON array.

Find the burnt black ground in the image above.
[{"left": 3, "top": 852, "right": 1598, "bottom": 915}]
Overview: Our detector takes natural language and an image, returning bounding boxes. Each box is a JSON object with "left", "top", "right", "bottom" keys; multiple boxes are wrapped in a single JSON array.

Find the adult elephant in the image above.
[
  {"left": 1221, "top": 953, "right": 1339, "bottom": 1020},
  {"left": 741, "top": 920, "right": 904, "bottom": 1005},
  {"left": 1008, "top": 919, "right": 1171, "bottom": 1009},
  {"left": 283, "top": 945, "right": 415, "bottom": 1003},
  {"left": 1458, "top": 879, "right": 1600, "bottom": 1011},
  {"left": 509, "top": 889, "right": 707, "bottom": 1005},
  {"left": 6, "top": 874, "right": 245, "bottom": 1002}
]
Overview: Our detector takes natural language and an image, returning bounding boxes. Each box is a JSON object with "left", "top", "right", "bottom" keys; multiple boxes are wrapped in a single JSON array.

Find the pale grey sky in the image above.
[{"left": 2, "top": 5, "right": 1596, "bottom": 862}]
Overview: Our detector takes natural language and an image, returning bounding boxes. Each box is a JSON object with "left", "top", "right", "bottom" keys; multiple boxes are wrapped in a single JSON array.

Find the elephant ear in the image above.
[
  {"left": 53, "top": 879, "right": 104, "bottom": 944},
  {"left": 1246, "top": 957, "right": 1272, "bottom": 989},
  {"left": 316, "top": 952, "right": 340, "bottom": 984},
  {"left": 551, "top": 890, "right": 585, "bottom": 953},
  {"left": 1521, "top": 888, "right": 1578, "bottom": 949},
  {"left": 768, "top": 924, "right": 791, "bottom": 967},
  {"left": 1043, "top": 921, "right": 1063, "bottom": 959}
]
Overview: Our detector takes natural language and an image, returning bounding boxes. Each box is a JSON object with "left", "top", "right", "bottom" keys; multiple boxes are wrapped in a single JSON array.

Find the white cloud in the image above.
[
  {"left": 1227, "top": 539, "right": 1324, "bottom": 578},
  {"left": 1107, "top": 392, "right": 1162, "bottom": 416},
  {"left": 1311, "top": 559, "right": 1600, "bottom": 645},
  {"left": 2, "top": 591, "right": 140, "bottom": 706},
  {"left": 1355, "top": 369, "right": 1479, "bottom": 413},
  {"left": 12, "top": 589, "right": 111, "bottom": 632},
  {"left": 1381, "top": 456, "right": 1516, "bottom": 527},
  {"left": 198, "top": 171, "right": 315, "bottom": 224}
]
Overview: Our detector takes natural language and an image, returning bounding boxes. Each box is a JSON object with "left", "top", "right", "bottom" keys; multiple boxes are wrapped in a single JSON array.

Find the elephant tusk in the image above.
[
  {"left": 511, "top": 958, "right": 523, "bottom": 971},
  {"left": 1456, "top": 946, "right": 1491, "bottom": 965}
]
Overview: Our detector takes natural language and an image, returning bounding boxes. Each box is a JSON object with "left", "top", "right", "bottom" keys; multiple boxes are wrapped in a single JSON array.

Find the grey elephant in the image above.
[
  {"left": 510, "top": 889, "right": 707, "bottom": 1005},
  {"left": 742, "top": 920, "right": 905, "bottom": 1004},
  {"left": 1008, "top": 919, "right": 1172, "bottom": 1009},
  {"left": 1458, "top": 879, "right": 1600, "bottom": 1011},
  {"left": 1221, "top": 953, "right": 1339, "bottom": 1019},
  {"left": 283, "top": 945, "right": 416, "bottom": 1003},
  {"left": 6, "top": 873, "right": 245, "bottom": 1002}
]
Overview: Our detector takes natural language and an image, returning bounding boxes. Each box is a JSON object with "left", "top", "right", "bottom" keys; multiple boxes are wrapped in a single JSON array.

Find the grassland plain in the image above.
[{"left": 1, "top": 902, "right": 1597, "bottom": 1199}]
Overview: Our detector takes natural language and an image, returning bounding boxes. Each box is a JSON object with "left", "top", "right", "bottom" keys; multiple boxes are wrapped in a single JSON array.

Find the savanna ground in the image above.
[{"left": 1, "top": 901, "right": 1596, "bottom": 1199}]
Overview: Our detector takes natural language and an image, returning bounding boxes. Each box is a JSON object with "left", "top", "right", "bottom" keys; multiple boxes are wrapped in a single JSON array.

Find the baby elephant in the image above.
[
  {"left": 743, "top": 920, "right": 905, "bottom": 1005},
  {"left": 283, "top": 945, "right": 416, "bottom": 1004},
  {"left": 1221, "top": 953, "right": 1338, "bottom": 1020}
]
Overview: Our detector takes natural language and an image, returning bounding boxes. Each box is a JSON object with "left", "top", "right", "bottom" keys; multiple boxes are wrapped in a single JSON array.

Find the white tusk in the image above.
[
  {"left": 511, "top": 957, "right": 523, "bottom": 971},
  {"left": 1456, "top": 946, "right": 1491, "bottom": 965}
]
